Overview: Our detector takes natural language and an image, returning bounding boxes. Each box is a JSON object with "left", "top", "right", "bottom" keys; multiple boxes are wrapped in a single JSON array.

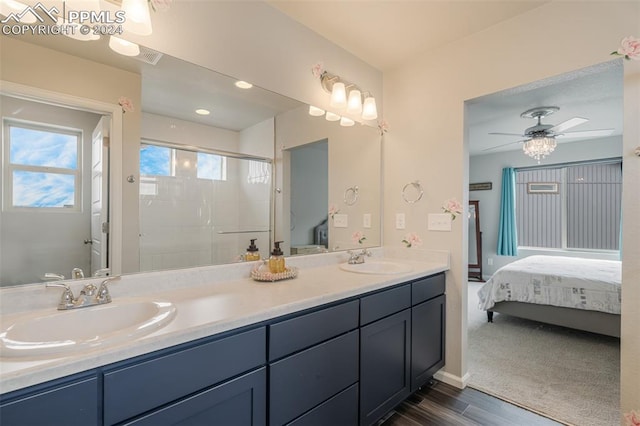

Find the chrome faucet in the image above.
[
  {"left": 347, "top": 249, "right": 372, "bottom": 264},
  {"left": 46, "top": 276, "right": 119, "bottom": 310}
]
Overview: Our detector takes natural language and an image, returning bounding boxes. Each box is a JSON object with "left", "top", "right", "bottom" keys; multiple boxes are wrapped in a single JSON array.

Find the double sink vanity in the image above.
[{"left": 0, "top": 248, "right": 448, "bottom": 426}]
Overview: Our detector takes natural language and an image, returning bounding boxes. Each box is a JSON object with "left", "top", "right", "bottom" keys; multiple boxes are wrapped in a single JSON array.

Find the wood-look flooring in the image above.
[{"left": 381, "top": 380, "right": 564, "bottom": 426}]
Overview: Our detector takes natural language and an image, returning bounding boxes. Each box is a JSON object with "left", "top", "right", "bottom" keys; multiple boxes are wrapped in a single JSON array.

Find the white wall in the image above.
[
  {"left": 0, "top": 96, "right": 102, "bottom": 285},
  {"left": 470, "top": 136, "right": 622, "bottom": 278},
  {"left": 383, "top": 0, "right": 640, "bottom": 414}
]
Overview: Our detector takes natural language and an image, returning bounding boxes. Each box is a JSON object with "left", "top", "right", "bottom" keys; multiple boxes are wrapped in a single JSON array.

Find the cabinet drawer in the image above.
[
  {"left": 411, "top": 273, "right": 445, "bottom": 305},
  {"left": 124, "top": 367, "right": 266, "bottom": 426},
  {"left": 288, "top": 383, "right": 358, "bottom": 426},
  {"left": 270, "top": 330, "right": 359, "bottom": 426},
  {"left": 360, "top": 284, "right": 410, "bottom": 325},
  {"left": 104, "top": 327, "right": 266, "bottom": 425},
  {"left": 0, "top": 374, "right": 98, "bottom": 426},
  {"left": 269, "top": 300, "right": 359, "bottom": 360}
]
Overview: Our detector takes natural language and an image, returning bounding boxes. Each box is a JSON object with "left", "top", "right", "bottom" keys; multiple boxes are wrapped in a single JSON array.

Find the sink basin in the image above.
[
  {"left": 0, "top": 299, "right": 176, "bottom": 359},
  {"left": 339, "top": 260, "right": 412, "bottom": 275}
]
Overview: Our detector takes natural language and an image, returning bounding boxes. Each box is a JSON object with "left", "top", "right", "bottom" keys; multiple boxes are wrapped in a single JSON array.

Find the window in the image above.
[
  {"left": 140, "top": 144, "right": 172, "bottom": 176},
  {"left": 516, "top": 161, "right": 622, "bottom": 251},
  {"left": 3, "top": 121, "right": 81, "bottom": 210},
  {"left": 197, "top": 152, "right": 226, "bottom": 181}
]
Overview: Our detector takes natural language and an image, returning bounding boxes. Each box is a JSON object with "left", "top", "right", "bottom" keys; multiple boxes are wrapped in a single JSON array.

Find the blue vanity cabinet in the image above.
[
  {"left": 0, "top": 371, "right": 99, "bottom": 426},
  {"left": 410, "top": 273, "right": 446, "bottom": 392},
  {"left": 268, "top": 300, "right": 360, "bottom": 426},
  {"left": 103, "top": 326, "right": 266, "bottom": 426},
  {"left": 359, "top": 284, "right": 412, "bottom": 426}
]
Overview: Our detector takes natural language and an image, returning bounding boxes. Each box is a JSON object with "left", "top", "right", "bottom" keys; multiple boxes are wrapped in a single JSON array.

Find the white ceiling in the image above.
[{"left": 268, "top": 0, "right": 624, "bottom": 157}]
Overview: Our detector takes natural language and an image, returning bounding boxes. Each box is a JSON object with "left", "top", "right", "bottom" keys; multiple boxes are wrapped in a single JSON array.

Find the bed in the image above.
[{"left": 477, "top": 255, "right": 621, "bottom": 337}]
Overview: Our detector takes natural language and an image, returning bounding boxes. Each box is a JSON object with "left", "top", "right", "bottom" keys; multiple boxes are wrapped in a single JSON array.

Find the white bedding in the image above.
[{"left": 477, "top": 255, "right": 621, "bottom": 315}]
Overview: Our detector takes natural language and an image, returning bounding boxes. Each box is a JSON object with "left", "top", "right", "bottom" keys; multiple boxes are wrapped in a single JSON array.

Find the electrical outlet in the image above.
[
  {"left": 363, "top": 213, "right": 372, "bottom": 229},
  {"left": 333, "top": 214, "right": 348, "bottom": 228},
  {"left": 487, "top": 258, "right": 494, "bottom": 266},
  {"left": 395, "top": 213, "right": 406, "bottom": 229},
  {"left": 428, "top": 213, "right": 452, "bottom": 231}
]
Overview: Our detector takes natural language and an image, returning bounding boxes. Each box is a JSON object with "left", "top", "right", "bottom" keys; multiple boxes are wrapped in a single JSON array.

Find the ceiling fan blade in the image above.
[
  {"left": 488, "top": 132, "right": 525, "bottom": 137},
  {"left": 548, "top": 117, "right": 588, "bottom": 133},
  {"left": 556, "top": 129, "right": 615, "bottom": 139},
  {"left": 482, "top": 139, "right": 526, "bottom": 152}
]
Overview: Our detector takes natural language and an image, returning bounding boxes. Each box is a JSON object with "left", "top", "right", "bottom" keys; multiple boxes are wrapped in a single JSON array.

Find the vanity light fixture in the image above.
[
  {"left": 325, "top": 112, "right": 341, "bottom": 122},
  {"left": 320, "top": 71, "right": 378, "bottom": 122},
  {"left": 195, "top": 109, "right": 211, "bottom": 116},
  {"left": 121, "top": 0, "right": 153, "bottom": 36},
  {"left": 235, "top": 81, "right": 253, "bottom": 89},
  {"left": 108, "top": 36, "right": 140, "bottom": 56},
  {"left": 340, "top": 117, "right": 355, "bottom": 127},
  {"left": 308, "top": 105, "right": 325, "bottom": 116}
]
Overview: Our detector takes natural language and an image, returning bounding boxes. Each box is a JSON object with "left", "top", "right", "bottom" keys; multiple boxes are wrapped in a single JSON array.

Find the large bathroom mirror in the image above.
[{"left": 0, "top": 33, "right": 382, "bottom": 286}]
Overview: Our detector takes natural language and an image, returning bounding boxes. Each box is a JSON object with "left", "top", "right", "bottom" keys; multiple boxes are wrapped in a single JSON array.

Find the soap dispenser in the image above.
[
  {"left": 245, "top": 239, "right": 261, "bottom": 261},
  {"left": 268, "top": 241, "right": 285, "bottom": 273}
]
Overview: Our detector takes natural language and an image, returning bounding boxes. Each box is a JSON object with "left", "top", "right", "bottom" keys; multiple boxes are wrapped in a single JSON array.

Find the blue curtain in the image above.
[{"left": 497, "top": 167, "right": 518, "bottom": 256}]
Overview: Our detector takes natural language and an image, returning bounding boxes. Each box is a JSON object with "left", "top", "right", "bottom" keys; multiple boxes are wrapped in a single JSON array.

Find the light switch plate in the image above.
[
  {"left": 363, "top": 213, "right": 372, "bottom": 229},
  {"left": 428, "top": 213, "right": 452, "bottom": 231},
  {"left": 395, "top": 213, "right": 406, "bottom": 230},
  {"left": 333, "top": 214, "right": 348, "bottom": 228}
]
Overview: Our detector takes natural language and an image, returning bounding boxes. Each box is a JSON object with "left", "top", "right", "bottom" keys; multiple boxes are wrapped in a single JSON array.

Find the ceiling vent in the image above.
[{"left": 134, "top": 47, "right": 163, "bottom": 65}]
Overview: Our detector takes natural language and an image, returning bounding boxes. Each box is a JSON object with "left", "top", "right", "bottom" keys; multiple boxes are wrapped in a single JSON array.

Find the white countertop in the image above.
[{"left": 0, "top": 247, "right": 448, "bottom": 394}]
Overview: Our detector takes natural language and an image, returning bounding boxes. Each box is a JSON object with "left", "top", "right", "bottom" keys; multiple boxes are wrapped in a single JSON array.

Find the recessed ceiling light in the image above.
[
  {"left": 195, "top": 109, "right": 210, "bottom": 115},
  {"left": 235, "top": 81, "right": 253, "bottom": 89}
]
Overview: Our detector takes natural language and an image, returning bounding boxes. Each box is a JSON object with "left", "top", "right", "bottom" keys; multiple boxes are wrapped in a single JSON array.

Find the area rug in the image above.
[{"left": 467, "top": 282, "right": 620, "bottom": 426}]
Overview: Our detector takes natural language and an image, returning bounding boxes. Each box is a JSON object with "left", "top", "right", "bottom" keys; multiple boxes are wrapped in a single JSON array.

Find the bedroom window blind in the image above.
[{"left": 515, "top": 160, "right": 621, "bottom": 251}]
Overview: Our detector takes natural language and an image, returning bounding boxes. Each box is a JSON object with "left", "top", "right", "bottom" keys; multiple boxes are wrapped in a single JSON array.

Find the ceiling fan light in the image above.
[{"left": 523, "top": 136, "right": 557, "bottom": 163}]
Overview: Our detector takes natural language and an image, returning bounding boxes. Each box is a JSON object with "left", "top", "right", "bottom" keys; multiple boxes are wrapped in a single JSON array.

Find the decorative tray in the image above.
[{"left": 250, "top": 263, "right": 298, "bottom": 282}]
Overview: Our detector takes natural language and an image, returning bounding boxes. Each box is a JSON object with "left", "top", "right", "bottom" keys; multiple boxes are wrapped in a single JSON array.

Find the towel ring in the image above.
[
  {"left": 402, "top": 181, "right": 423, "bottom": 204},
  {"left": 344, "top": 185, "right": 359, "bottom": 206}
]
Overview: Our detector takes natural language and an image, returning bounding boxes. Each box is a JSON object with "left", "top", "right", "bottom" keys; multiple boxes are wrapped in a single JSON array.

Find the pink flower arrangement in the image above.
[
  {"left": 401, "top": 232, "right": 422, "bottom": 248},
  {"left": 352, "top": 231, "right": 366, "bottom": 245},
  {"left": 118, "top": 96, "right": 134, "bottom": 114},
  {"left": 311, "top": 62, "right": 324, "bottom": 79},
  {"left": 378, "top": 119, "right": 389, "bottom": 135},
  {"left": 328, "top": 204, "right": 340, "bottom": 219},
  {"left": 624, "top": 410, "right": 640, "bottom": 426},
  {"left": 611, "top": 36, "right": 640, "bottom": 60},
  {"left": 442, "top": 198, "right": 463, "bottom": 220}
]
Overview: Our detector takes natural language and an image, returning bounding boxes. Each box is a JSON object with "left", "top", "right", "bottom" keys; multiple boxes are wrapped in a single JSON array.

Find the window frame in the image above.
[
  {"left": 3, "top": 119, "right": 83, "bottom": 212},
  {"left": 515, "top": 159, "right": 622, "bottom": 253}
]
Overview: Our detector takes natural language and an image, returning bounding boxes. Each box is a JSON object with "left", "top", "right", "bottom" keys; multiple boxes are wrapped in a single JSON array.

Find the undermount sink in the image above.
[
  {"left": 0, "top": 298, "right": 176, "bottom": 359},
  {"left": 339, "top": 260, "right": 413, "bottom": 275}
]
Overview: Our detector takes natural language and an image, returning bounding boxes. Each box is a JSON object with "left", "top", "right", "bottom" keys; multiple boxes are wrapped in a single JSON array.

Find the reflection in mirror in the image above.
[
  {"left": 276, "top": 105, "right": 382, "bottom": 255},
  {"left": 0, "top": 95, "right": 109, "bottom": 286},
  {"left": 1, "top": 34, "right": 383, "bottom": 286},
  {"left": 139, "top": 141, "right": 272, "bottom": 271},
  {"left": 468, "top": 200, "right": 483, "bottom": 281}
]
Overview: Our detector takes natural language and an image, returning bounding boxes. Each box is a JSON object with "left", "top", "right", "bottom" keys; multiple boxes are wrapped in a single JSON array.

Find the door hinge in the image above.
[{"left": 102, "top": 222, "right": 110, "bottom": 234}]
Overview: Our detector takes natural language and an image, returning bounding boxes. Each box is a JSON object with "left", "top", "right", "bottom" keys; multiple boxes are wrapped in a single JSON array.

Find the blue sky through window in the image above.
[
  {"left": 140, "top": 145, "right": 171, "bottom": 176},
  {"left": 10, "top": 126, "right": 77, "bottom": 169},
  {"left": 13, "top": 171, "right": 75, "bottom": 208},
  {"left": 197, "top": 152, "right": 223, "bottom": 180}
]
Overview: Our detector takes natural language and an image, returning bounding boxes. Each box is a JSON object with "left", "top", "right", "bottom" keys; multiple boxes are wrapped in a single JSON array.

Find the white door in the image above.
[{"left": 91, "top": 117, "right": 109, "bottom": 275}]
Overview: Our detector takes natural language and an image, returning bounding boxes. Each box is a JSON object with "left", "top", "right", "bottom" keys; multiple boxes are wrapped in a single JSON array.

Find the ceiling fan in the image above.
[{"left": 485, "top": 106, "right": 615, "bottom": 161}]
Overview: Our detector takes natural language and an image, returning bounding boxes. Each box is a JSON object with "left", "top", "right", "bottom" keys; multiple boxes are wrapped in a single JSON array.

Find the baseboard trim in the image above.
[{"left": 433, "top": 370, "right": 471, "bottom": 389}]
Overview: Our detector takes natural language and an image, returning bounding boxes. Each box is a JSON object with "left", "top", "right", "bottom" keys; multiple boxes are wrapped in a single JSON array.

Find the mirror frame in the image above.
[
  {"left": 0, "top": 80, "right": 125, "bottom": 278},
  {"left": 468, "top": 200, "right": 483, "bottom": 282}
]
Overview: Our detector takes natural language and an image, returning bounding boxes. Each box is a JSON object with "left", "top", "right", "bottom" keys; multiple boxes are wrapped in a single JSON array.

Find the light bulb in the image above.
[
  {"left": 109, "top": 36, "right": 140, "bottom": 56},
  {"left": 346, "top": 89, "right": 362, "bottom": 114},
  {"left": 362, "top": 95, "right": 378, "bottom": 120},
  {"left": 330, "top": 82, "right": 347, "bottom": 108},
  {"left": 308, "top": 105, "right": 325, "bottom": 117},
  {"left": 340, "top": 117, "right": 355, "bottom": 127},
  {"left": 121, "top": 0, "right": 152, "bottom": 36},
  {"left": 325, "top": 112, "right": 341, "bottom": 122}
]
